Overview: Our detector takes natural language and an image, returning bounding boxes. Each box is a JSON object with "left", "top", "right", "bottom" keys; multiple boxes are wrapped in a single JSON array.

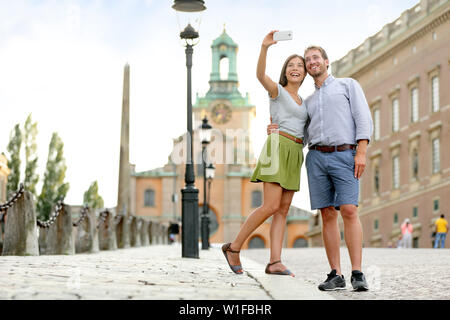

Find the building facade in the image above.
[
  {"left": 307, "top": 0, "right": 450, "bottom": 248},
  {"left": 132, "top": 30, "right": 311, "bottom": 248}
]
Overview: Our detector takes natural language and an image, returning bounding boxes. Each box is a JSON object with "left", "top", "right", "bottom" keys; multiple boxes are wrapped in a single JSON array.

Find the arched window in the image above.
[
  {"left": 293, "top": 237, "right": 308, "bottom": 248},
  {"left": 251, "top": 190, "right": 262, "bottom": 208},
  {"left": 248, "top": 236, "right": 265, "bottom": 249},
  {"left": 144, "top": 189, "right": 155, "bottom": 207},
  {"left": 220, "top": 57, "right": 229, "bottom": 80},
  {"left": 374, "top": 166, "right": 380, "bottom": 194}
]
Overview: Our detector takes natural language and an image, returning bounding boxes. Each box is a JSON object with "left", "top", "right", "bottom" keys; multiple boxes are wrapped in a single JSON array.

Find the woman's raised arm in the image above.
[{"left": 257, "top": 31, "right": 278, "bottom": 98}]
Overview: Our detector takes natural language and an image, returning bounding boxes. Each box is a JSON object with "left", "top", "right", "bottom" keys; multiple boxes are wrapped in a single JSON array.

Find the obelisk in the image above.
[{"left": 116, "top": 63, "right": 131, "bottom": 248}]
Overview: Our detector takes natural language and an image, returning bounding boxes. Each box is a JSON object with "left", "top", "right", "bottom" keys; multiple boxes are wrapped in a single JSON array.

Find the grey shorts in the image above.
[{"left": 305, "top": 149, "right": 359, "bottom": 210}]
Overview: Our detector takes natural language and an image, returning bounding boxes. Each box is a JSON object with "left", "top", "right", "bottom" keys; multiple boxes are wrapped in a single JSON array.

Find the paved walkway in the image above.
[
  {"left": 0, "top": 243, "right": 331, "bottom": 300},
  {"left": 1, "top": 244, "right": 449, "bottom": 300},
  {"left": 242, "top": 247, "right": 450, "bottom": 300}
]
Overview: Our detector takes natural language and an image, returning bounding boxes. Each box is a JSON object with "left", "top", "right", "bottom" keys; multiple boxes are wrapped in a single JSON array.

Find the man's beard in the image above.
[{"left": 309, "top": 67, "right": 325, "bottom": 78}]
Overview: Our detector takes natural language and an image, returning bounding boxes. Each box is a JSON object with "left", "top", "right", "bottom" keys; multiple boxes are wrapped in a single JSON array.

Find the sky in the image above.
[{"left": 0, "top": 0, "right": 419, "bottom": 210}]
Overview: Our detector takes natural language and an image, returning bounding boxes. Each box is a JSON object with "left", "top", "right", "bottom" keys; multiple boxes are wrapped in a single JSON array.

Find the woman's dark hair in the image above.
[{"left": 279, "top": 54, "right": 306, "bottom": 86}]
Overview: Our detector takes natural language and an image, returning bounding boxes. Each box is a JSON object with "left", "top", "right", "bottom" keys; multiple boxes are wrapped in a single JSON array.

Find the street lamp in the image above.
[
  {"left": 199, "top": 116, "right": 212, "bottom": 250},
  {"left": 205, "top": 163, "right": 215, "bottom": 248},
  {"left": 172, "top": 0, "right": 206, "bottom": 259}
]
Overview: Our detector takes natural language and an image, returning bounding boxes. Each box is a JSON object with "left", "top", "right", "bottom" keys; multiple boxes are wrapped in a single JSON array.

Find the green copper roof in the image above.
[{"left": 212, "top": 29, "right": 238, "bottom": 48}]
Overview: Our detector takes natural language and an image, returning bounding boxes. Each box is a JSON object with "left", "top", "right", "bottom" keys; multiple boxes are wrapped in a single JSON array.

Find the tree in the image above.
[
  {"left": 23, "top": 114, "right": 39, "bottom": 198},
  {"left": 83, "top": 181, "right": 104, "bottom": 209},
  {"left": 6, "top": 124, "right": 22, "bottom": 195},
  {"left": 36, "top": 133, "right": 70, "bottom": 220}
]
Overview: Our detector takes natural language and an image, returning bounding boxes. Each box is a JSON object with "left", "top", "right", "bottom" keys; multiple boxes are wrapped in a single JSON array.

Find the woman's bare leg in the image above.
[
  {"left": 226, "top": 182, "right": 283, "bottom": 267},
  {"left": 268, "top": 189, "right": 295, "bottom": 276}
]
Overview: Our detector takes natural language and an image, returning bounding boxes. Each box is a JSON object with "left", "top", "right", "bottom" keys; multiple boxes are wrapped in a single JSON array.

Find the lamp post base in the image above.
[{"left": 181, "top": 186, "right": 199, "bottom": 258}]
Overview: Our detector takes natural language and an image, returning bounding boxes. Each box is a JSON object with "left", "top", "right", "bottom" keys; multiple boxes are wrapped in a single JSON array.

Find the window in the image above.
[
  {"left": 248, "top": 236, "right": 265, "bottom": 249},
  {"left": 220, "top": 57, "right": 230, "bottom": 80},
  {"left": 392, "top": 98, "right": 400, "bottom": 132},
  {"left": 374, "top": 219, "right": 379, "bottom": 231},
  {"left": 413, "top": 207, "right": 418, "bottom": 218},
  {"left": 412, "top": 150, "right": 419, "bottom": 180},
  {"left": 373, "top": 108, "right": 380, "bottom": 141},
  {"left": 293, "top": 237, "right": 308, "bottom": 248},
  {"left": 144, "top": 189, "right": 155, "bottom": 207},
  {"left": 411, "top": 88, "right": 419, "bottom": 123},
  {"left": 393, "top": 213, "right": 398, "bottom": 224},
  {"left": 251, "top": 190, "right": 262, "bottom": 208},
  {"left": 431, "top": 76, "right": 439, "bottom": 112},
  {"left": 432, "top": 138, "right": 440, "bottom": 174},
  {"left": 434, "top": 199, "right": 440, "bottom": 212},
  {"left": 392, "top": 156, "right": 400, "bottom": 189},
  {"left": 374, "top": 166, "right": 380, "bottom": 194}
]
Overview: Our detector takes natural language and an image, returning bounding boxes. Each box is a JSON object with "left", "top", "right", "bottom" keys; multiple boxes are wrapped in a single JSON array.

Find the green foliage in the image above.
[
  {"left": 6, "top": 124, "right": 22, "bottom": 195},
  {"left": 23, "top": 114, "right": 39, "bottom": 197},
  {"left": 36, "top": 133, "right": 70, "bottom": 220},
  {"left": 83, "top": 181, "right": 104, "bottom": 209}
]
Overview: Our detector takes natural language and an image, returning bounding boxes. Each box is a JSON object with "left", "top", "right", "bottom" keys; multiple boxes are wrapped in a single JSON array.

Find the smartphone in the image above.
[{"left": 273, "top": 31, "right": 293, "bottom": 41}]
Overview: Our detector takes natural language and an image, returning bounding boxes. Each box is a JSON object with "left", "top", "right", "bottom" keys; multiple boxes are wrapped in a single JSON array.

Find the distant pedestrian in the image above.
[
  {"left": 434, "top": 214, "right": 448, "bottom": 249},
  {"left": 401, "top": 219, "right": 413, "bottom": 248}
]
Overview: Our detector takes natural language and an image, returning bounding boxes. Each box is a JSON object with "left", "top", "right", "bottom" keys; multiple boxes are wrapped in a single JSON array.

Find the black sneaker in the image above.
[
  {"left": 318, "top": 270, "right": 346, "bottom": 291},
  {"left": 351, "top": 270, "right": 369, "bottom": 291}
]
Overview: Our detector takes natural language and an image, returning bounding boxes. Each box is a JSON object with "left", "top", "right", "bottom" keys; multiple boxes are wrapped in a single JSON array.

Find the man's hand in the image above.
[
  {"left": 354, "top": 140, "right": 368, "bottom": 179},
  {"left": 267, "top": 117, "right": 279, "bottom": 135}
]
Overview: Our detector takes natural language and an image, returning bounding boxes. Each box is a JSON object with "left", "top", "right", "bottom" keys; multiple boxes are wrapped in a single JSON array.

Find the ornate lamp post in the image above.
[
  {"left": 205, "top": 163, "right": 215, "bottom": 248},
  {"left": 199, "top": 116, "right": 212, "bottom": 249},
  {"left": 172, "top": 0, "right": 206, "bottom": 259}
]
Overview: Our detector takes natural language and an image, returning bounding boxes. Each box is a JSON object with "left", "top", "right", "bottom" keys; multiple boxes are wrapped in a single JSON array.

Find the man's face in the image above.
[{"left": 305, "top": 49, "right": 329, "bottom": 78}]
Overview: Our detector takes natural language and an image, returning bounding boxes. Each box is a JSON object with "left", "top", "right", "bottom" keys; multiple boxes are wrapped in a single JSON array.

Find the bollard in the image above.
[
  {"left": 148, "top": 221, "right": 153, "bottom": 245},
  {"left": 151, "top": 221, "right": 159, "bottom": 244},
  {"left": 75, "top": 208, "right": 99, "bottom": 254},
  {"left": 129, "top": 216, "right": 141, "bottom": 247},
  {"left": 139, "top": 219, "right": 150, "bottom": 246},
  {"left": 2, "top": 191, "right": 39, "bottom": 256},
  {"left": 38, "top": 227, "right": 49, "bottom": 255},
  {"left": 98, "top": 211, "right": 117, "bottom": 251},
  {"left": 115, "top": 215, "right": 130, "bottom": 248},
  {"left": 162, "top": 224, "right": 169, "bottom": 244},
  {"left": 43, "top": 204, "right": 75, "bottom": 255}
]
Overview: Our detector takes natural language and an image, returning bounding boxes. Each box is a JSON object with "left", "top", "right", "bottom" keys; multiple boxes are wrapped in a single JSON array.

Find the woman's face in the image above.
[{"left": 285, "top": 57, "right": 306, "bottom": 85}]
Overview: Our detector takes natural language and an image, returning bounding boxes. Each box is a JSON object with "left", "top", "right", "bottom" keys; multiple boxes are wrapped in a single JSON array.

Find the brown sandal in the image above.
[
  {"left": 265, "top": 260, "right": 294, "bottom": 276},
  {"left": 221, "top": 243, "right": 243, "bottom": 274}
]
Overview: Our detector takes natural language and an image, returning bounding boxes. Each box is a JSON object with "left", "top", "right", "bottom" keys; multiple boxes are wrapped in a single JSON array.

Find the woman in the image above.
[{"left": 222, "top": 30, "right": 308, "bottom": 276}]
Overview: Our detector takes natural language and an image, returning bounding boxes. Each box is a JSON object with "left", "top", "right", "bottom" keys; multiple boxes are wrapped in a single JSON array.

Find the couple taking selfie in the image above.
[{"left": 222, "top": 30, "right": 373, "bottom": 292}]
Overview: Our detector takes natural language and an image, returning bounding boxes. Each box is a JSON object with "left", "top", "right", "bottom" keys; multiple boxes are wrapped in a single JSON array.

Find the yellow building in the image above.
[{"left": 131, "top": 30, "right": 311, "bottom": 248}]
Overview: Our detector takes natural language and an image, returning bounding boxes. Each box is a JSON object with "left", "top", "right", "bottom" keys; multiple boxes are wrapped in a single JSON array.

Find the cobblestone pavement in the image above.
[
  {"left": 241, "top": 247, "right": 450, "bottom": 300},
  {"left": 0, "top": 244, "right": 272, "bottom": 300},
  {"left": 3, "top": 244, "right": 446, "bottom": 300}
]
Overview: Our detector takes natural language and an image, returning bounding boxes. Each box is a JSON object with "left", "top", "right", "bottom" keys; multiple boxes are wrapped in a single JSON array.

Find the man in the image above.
[
  {"left": 434, "top": 215, "right": 448, "bottom": 249},
  {"left": 268, "top": 46, "right": 373, "bottom": 291}
]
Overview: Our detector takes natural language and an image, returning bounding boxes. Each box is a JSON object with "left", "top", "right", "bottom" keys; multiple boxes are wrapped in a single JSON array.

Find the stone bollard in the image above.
[
  {"left": 139, "top": 219, "right": 150, "bottom": 246},
  {"left": 75, "top": 208, "right": 99, "bottom": 254},
  {"left": 98, "top": 211, "right": 117, "bottom": 251},
  {"left": 115, "top": 215, "right": 130, "bottom": 249},
  {"left": 162, "top": 224, "right": 169, "bottom": 244},
  {"left": 2, "top": 191, "right": 39, "bottom": 256},
  {"left": 151, "top": 221, "right": 160, "bottom": 244},
  {"left": 38, "top": 227, "right": 49, "bottom": 255},
  {"left": 42, "top": 204, "right": 75, "bottom": 255},
  {"left": 129, "top": 216, "right": 141, "bottom": 247}
]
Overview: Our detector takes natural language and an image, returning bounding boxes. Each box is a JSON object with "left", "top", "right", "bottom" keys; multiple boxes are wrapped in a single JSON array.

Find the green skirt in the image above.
[{"left": 251, "top": 134, "right": 303, "bottom": 191}]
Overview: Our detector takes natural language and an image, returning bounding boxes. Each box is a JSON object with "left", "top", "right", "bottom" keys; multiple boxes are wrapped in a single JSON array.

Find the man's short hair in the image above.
[
  {"left": 304, "top": 45, "right": 329, "bottom": 69},
  {"left": 441, "top": 214, "right": 445, "bottom": 218}
]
